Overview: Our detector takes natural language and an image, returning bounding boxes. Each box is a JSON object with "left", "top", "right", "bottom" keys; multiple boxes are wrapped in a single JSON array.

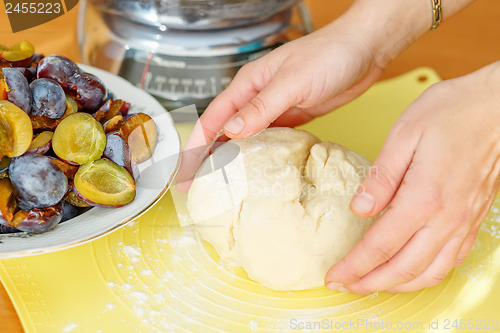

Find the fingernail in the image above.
[
  {"left": 351, "top": 191, "right": 374, "bottom": 214},
  {"left": 337, "top": 286, "right": 350, "bottom": 293},
  {"left": 224, "top": 117, "right": 245, "bottom": 135},
  {"left": 326, "top": 282, "right": 343, "bottom": 290}
]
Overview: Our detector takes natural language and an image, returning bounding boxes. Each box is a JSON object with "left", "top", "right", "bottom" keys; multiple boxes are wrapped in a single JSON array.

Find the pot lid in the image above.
[{"left": 89, "top": 0, "right": 297, "bottom": 30}]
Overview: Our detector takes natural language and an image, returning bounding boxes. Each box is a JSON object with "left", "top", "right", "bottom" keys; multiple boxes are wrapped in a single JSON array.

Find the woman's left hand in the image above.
[{"left": 325, "top": 61, "right": 500, "bottom": 294}]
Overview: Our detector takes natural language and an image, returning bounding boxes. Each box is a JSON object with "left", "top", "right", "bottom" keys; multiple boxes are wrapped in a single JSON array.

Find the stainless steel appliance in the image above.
[{"left": 78, "top": 0, "right": 312, "bottom": 111}]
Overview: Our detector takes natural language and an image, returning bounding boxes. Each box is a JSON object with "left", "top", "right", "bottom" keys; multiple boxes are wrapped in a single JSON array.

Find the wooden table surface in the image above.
[{"left": 1, "top": 1, "right": 499, "bottom": 331}]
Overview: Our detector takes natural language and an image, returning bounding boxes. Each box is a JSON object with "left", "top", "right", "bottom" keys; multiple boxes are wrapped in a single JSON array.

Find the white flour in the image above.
[
  {"left": 62, "top": 322, "right": 78, "bottom": 332},
  {"left": 124, "top": 245, "right": 142, "bottom": 263}
]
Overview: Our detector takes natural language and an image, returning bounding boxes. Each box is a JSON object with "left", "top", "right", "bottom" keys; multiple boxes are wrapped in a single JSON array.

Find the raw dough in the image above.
[{"left": 187, "top": 128, "right": 377, "bottom": 290}]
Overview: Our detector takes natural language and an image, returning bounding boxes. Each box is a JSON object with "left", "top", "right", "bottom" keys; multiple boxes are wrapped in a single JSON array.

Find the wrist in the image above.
[
  {"left": 345, "top": 0, "right": 475, "bottom": 68},
  {"left": 485, "top": 61, "right": 500, "bottom": 109},
  {"left": 347, "top": 0, "right": 431, "bottom": 68}
]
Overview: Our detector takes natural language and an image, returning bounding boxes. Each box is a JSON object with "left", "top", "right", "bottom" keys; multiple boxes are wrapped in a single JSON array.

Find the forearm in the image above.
[
  {"left": 344, "top": 0, "right": 476, "bottom": 67},
  {"left": 481, "top": 61, "right": 500, "bottom": 114}
]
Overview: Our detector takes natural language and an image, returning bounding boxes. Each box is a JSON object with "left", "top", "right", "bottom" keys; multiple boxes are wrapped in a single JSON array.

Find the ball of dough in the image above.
[{"left": 187, "top": 128, "right": 376, "bottom": 291}]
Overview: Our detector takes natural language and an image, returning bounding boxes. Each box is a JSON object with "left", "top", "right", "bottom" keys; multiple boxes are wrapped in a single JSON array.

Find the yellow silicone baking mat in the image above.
[{"left": 1, "top": 68, "right": 499, "bottom": 333}]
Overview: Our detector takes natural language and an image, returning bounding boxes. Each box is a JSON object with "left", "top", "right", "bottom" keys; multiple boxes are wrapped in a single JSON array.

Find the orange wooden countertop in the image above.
[{"left": 1, "top": 1, "right": 499, "bottom": 331}]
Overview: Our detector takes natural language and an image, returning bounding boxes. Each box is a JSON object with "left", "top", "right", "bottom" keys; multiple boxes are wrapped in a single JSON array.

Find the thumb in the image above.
[
  {"left": 223, "top": 71, "right": 302, "bottom": 139},
  {"left": 351, "top": 126, "right": 417, "bottom": 218}
]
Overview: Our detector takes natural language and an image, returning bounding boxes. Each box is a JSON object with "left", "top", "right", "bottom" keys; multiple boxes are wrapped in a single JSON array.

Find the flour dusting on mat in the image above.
[
  {"left": 249, "top": 320, "right": 258, "bottom": 330},
  {"left": 105, "top": 303, "right": 116, "bottom": 311},
  {"left": 62, "top": 322, "right": 78, "bottom": 332},
  {"left": 482, "top": 222, "right": 500, "bottom": 239},
  {"left": 92, "top": 196, "right": 500, "bottom": 332},
  {"left": 102, "top": 229, "right": 204, "bottom": 331},
  {"left": 100, "top": 224, "right": 382, "bottom": 331},
  {"left": 455, "top": 205, "right": 500, "bottom": 282},
  {"left": 174, "top": 233, "right": 198, "bottom": 247},
  {"left": 124, "top": 245, "right": 142, "bottom": 263}
]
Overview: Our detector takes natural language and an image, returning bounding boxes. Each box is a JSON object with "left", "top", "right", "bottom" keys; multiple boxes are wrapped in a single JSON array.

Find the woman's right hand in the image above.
[
  {"left": 210, "top": 17, "right": 384, "bottom": 139},
  {"left": 176, "top": 5, "right": 386, "bottom": 191}
]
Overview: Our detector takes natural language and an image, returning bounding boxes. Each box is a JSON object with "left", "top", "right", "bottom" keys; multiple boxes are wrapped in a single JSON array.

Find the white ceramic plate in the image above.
[{"left": 0, "top": 65, "right": 181, "bottom": 258}]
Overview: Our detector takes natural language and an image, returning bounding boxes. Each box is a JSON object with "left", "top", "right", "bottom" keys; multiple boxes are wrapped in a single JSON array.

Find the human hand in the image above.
[
  {"left": 325, "top": 61, "right": 500, "bottom": 294},
  {"left": 209, "top": 21, "right": 383, "bottom": 139},
  {"left": 176, "top": 0, "right": 449, "bottom": 191},
  {"left": 176, "top": 6, "right": 387, "bottom": 191}
]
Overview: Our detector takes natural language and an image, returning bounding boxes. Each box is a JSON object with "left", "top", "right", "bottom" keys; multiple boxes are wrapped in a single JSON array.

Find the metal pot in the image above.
[
  {"left": 87, "top": 0, "right": 298, "bottom": 30},
  {"left": 79, "top": 0, "right": 312, "bottom": 111}
]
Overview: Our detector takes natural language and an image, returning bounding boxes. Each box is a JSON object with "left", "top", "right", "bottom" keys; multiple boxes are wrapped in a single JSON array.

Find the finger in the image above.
[
  {"left": 175, "top": 134, "right": 230, "bottom": 193},
  {"left": 176, "top": 60, "right": 275, "bottom": 191},
  {"left": 175, "top": 120, "right": 224, "bottom": 192},
  {"left": 455, "top": 226, "right": 479, "bottom": 267},
  {"left": 339, "top": 224, "right": 455, "bottom": 294},
  {"left": 325, "top": 184, "right": 430, "bottom": 288},
  {"left": 272, "top": 66, "right": 384, "bottom": 128},
  {"left": 350, "top": 127, "right": 419, "bottom": 218},
  {"left": 454, "top": 187, "right": 496, "bottom": 265},
  {"left": 195, "top": 60, "right": 271, "bottom": 145},
  {"left": 199, "top": 70, "right": 261, "bottom": 137},
  {"left": 272, "top": 65, "right": 384, "bottom": 128},
  {"left": 385, "top": 234, "right": 464, "bottom": 293},
  {"left": 223, "top": 70, "right": 304, "bottom": 138},
  {"left": 271, "top": 106, "right": 316, "bottom": 128}
]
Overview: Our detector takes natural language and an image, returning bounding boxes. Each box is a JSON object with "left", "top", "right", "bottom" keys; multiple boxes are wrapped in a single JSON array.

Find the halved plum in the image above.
[
  {"left": 0, "top": 217, "right": 19, "bottom": 233},
  {"left": 0, "top": 178, "right": 18, "bottom": 223},
  {"left": 29, "top": 114, "right": 58, "bottom": 131},
  {"left": 103, "top": 132, "right": 135, "bottom": 177},
  {"left": 36, "top": 54, "right": 81, "bottom": 89},
  {"left": 61, "top": 202, "right": 79, "bottom": 222},
  {"left": 49, "top": 157, "right": 79, "bottom": 179},
  {"left": 64, "top": 94, "right": 78, "bottom": 117},
  {"left": 10, "top": 201, "right": 63, "bottom": 233},
  {"left": 0, "top": 199, "right": 19, "bottom": 233},
  {"left": 94, "top": 99, "right": 126, "bottom": 124},
  {"left": 64, "top": 190, "right": 92, "bottom": 208},
  {"left": 0, "top": 112, "right": 14, "bottom": 157},
  {"left": 61, "top": 202, "right": 92, "bottom": 222},
  {"left": 27, "top": 131, "right": 53, "bottom": 154},
  {"left": 0, "top": 100, "right": 33, "bottom": 157},
  {"left": 0, "top": 77, "right": 8, "bottom": 100},
  {"left": 0, "top": 58, "right": 12, "bottom": 82},
  {"left": 73, "top": 159, "right": 135, "bottom": 207},
  {"left": 30, "top": 78, "right": 66, "bottom": 119},
  {"left": 120, "top": 113, "right": 158, "bottom": 163},
  {"left": 0, "top": 156, "right": 10, "bottom": 172},
  {"left": 15, "top": 67, "right": 36, "bottom": 83},
  {"left": 73, "top": 72, "right": 107, "bottom": 112},
  {"left": 28, "top": 53, "right": 43, "bottom": 70},
  {"left": 103, "top": 115, "right": 125, "bottom": 133},
  {"left": 0, "top": 41, "right": 34, "bottom": 67},
  {"left": 3, "top": 67, "right": 32, "bottom": 113},
  {"left": 37, "top": 56, "right": 106, "bottom": 112},
  {"left": 29, "top": 95, "right": 75, "bottom": 130},
  {"left": 52, "top": 112, "right": 106, "bottom": 165},
  {"left": 9, "top": 153, "right": 67, "bottom": 210}
]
